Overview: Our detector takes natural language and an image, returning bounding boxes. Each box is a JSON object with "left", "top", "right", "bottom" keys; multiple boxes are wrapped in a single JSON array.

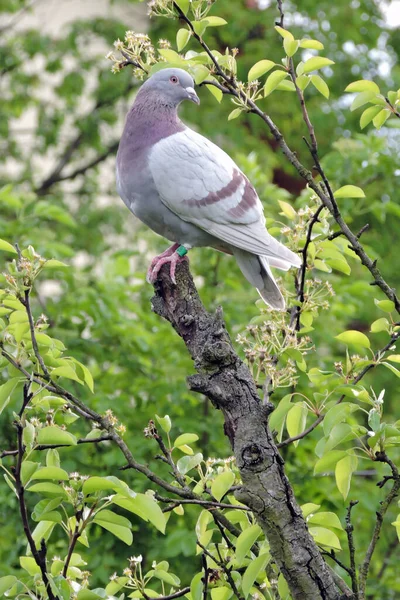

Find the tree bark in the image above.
[{"left": 151, "top": 262, "right": 351, "bottom": 600}]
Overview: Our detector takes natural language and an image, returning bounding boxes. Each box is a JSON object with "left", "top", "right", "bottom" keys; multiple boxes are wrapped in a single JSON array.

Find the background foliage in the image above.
[{"left": 0, "top": 0, "right": 399, "bottom": 598}]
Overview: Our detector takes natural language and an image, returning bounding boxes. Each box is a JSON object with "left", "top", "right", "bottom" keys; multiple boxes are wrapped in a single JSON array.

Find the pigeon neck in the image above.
[{"left": 124, "top": 91, "right": 184, "bottom": 149}]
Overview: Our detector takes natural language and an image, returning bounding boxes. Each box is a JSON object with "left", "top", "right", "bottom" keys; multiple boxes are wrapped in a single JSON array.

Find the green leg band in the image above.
[{"left": 176, "top": 245, "right": 188, "bottom": 257}]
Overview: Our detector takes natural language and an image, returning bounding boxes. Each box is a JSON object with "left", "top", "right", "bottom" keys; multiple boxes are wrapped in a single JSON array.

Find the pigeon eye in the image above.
[{"left": 170, "top": 75, "right": 179, "bottom": 84}]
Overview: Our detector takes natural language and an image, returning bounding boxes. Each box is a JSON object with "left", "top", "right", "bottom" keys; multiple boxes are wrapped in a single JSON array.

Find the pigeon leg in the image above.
[
  {"left": 146, "top": 243, "right": 180, "bottom": 282},
  {"left": 147, "top": 245, "right": 189, "bottom": 284}
]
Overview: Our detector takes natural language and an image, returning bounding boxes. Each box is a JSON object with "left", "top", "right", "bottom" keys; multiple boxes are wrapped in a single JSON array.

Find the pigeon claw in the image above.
[{"left": 147, "top": 249, "right": 188, "bottom": 284}]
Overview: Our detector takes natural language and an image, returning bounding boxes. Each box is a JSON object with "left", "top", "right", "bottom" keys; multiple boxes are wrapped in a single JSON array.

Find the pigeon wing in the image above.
[{"left": 148, "top": 128, "right": 300, "bottom": 266}]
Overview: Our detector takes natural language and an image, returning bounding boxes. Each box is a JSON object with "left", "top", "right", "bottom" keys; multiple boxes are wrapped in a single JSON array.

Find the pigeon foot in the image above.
[{"left": 147, "top": 246, "right": 188, "bottom": 284}]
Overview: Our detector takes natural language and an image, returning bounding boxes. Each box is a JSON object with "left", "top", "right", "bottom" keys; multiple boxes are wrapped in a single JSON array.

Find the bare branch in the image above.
[
  {"left": 345, "top": 500, "right": 359, "bottom": 596},
  {"left": 358, "top": 453, "right": 400, "bottom": 597}
]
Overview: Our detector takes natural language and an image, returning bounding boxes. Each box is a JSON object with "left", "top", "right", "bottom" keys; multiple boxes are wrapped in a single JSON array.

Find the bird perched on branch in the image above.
[{"left": 116, "top": 68, "right": 300, "bottom": 309}]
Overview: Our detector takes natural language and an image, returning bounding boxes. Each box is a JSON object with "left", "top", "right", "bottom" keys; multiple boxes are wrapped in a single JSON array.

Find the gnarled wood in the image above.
[{"left": 152, "top": 262, "right": 352, "bottom": 600}]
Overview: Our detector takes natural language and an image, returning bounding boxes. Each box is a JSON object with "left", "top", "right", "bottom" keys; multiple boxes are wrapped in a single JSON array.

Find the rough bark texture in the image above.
[{"left": 151, "top": 262, "right": 347, "bottom": 600}]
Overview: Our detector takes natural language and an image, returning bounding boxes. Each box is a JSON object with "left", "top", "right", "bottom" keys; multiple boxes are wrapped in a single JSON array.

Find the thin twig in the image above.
[
  {"left": 358, "top": 452, "right": 400, "bottom": 597},
  {"left": 345, "top": 500, "right": 359, "bottom": 596},
  {"left": 22, "top": 289, "right": 49, "bottom": 377},
  {"left": 155, "top": 493, "right": 250, "bottom": 511},
  {"left": 13, "top": 388, "right": 58, "bottom": 600}
]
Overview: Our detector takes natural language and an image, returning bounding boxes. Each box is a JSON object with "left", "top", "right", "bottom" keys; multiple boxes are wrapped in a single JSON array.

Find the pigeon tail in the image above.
[{"left": 233, "top": 249, "right": 285, "bottom": 310}]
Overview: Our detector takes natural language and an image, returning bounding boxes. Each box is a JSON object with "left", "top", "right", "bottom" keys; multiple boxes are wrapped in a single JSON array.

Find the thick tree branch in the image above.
[{"left": 151, "top": 261, "right": 351, "bottom": 600}]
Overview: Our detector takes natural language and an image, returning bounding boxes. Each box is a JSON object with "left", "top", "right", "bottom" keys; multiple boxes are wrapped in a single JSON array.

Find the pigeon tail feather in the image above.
[{"left": 233, "top": 249, "right": 285, "bottom": 310}]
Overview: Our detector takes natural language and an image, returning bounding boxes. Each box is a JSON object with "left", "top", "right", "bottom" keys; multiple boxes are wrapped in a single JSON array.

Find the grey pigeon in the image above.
[{"left": 116, "top": 68, "right": 300, "bottom": 309}]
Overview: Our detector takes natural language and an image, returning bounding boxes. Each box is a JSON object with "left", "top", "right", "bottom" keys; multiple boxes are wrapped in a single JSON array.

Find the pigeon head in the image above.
[{"left": 141, "top": 68, "right": 200, "bottom": 107}]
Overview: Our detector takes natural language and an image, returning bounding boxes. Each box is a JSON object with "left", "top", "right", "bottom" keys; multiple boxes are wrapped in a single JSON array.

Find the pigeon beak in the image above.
[{"left": 185, "top": 86, "right": 200, "bottom": 105}]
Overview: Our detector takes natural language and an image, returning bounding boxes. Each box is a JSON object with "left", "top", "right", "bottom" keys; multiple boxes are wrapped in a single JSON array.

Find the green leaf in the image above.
[
  {"left": 242, "top": 552, "right": 270, "bottom": 597},
  {"left": 335, "top": 330, "right": 370, "bottom": 348},
  {"left": 31, "top": 466, "right": 69, "bottom": 481},
  {"left": 302, "top": 57, "right": 334, "bottom": 73},
  {"left": 228, "top": 108, "right": 242, "bottom": 121},
  {"left": 299, "top": 39, "right": 324, "bottom": 50},
  {"left": 177, "top": 452, "right": 203, "bottom": 475},
  {"left": 335, "top": 454, "right": 358, "bottom": 500},
  {"left": 350, "top": 91, "right": 376, "bottom": 111},
  {"left": 333, "top": 185, "right": 365, "bottom": 199},
  {"left": 373, "top": 109, "right": 391, "bottom": 129},
  {"left": 0, "top": 239, "right": 17, "bottom": 253},
  {"left": 211, "top": 470, "right": 235, "bottom": 502},
  {"left": 176, "top": 28, "right": 191, "bottom": 52},
  {"left": 296, "top": 74, "right": 310, "bottom": 91},
  {"left": 283, "top": 38, "right": 299, "bottom": 57},
  {"left": 301, "top": 503, "right": 320, "bottom": 518},
  {"left": 31, "top": 519, "right": 56, "bottom": 546},
  {"left": 77, "top": 591, "right": 104, "bottom": 600},
  {"left": 20, "top": 556, "right": 41, "bottom": 576},
  {"left": 323, "top": 423, "right": 355, "bottom": 454},
  {"left": 286, "top": 403, "right": 308, "bottom": 445},
  {"left": 51, "top": 365, "right": 83, "bottom": 384},
  {"left": 131, "top": 493, "right": 166, "bottom": 533},
  {"left": 248, "top": 60, "right": 275, "bottom": 81},
  {"left": 375, "top": 299, "right": 395, "bottom": 313},
  {"left": 278, "top": 200, "right": 297, "bottom": 219},
  {"left": 70, "top": 359, "right": 94, "bottom": 393},
  {"left": 42, "top": 259, "right": 69, "bottom": 269},
  {"left": 235, "top": 524, "right": 262, "bottom": 565},
  {"left": 264, "top": 70, "right": 288, "bottom": 96},
  {"left": 206, "top": 83, "right": 223, "bottom": 103},
  {"left": 190, "top": 572, "right": 203, "bottom": 600},
  {"left": 191, "top": 64, "right": 209, "bottom": 84},
  {"left": 314, "top": 450, "right": 348, "bottom": 475},
  {"left": 326, "top": 258, "right": 351, "bottom": 275},
  {"left": 173, "top": 433, "right": 199, "bottom": 447},
  {"left": 36, "top": 426, "right": 77, "bottom": 446},
  {"left": 345, "top": 80, "right": 380, "bottom": 94},
  {"left": 309, "top": 526, "right": 341, "bottom": 550},
  {"left": 21, "top": 461, "right": 39, "bottom": 485},
  {"left": 0, "top": 576, "right": 18, "bottom": 596},
  {"left": 202, "top": 16, "right": 227, "bottom": 27},
  {"left": 93, "top": 509, "right": 133, "bottom": 545},
  {"left": 276, "top": 79, "right": 296, "bottom": 92},
  {"left": 386, "top": 355, "right": 400, "bottom": 364},
  {"left": 0, "top": 377, "right": 20, "bottom": 415},
  {"left": 174, "top": 0, "right": 189, "bottom": 14},
  {"left": 274, "top": 26, "right": 294, "bottom": 40},
  {"left": 370, "top": 318, "right": 389, "bottom": 333},
  {"left": 83, "top": 476, "right": 116, "bottom": 494},
  {"left": 308, "top": 511, "right": 344, "bottom": 531},
  {"left": 27, "top": 482, "right": 67, "bottom": 496},
  {"left": 149, "top": 570, "right": 180, "bottom": 587},
  {"left": 310, "top": 74, "right": 329, "bottom": 97},
  {"left": 323, "top": 403, "right": 359, "bottom": 436},
  {"left": 211, "top": 587, "right": 232, "bottom": 600},
  {"left": 155, "top": 414, "right": 171, "bottom": 433},
  {"left": 360, "top": 105, "right": 382, "bottom": 129}
]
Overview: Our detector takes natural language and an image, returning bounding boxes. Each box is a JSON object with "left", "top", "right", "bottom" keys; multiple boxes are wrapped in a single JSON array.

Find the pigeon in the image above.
[{"left": 116, "top": 67, "right": 300, "bottom": 309}]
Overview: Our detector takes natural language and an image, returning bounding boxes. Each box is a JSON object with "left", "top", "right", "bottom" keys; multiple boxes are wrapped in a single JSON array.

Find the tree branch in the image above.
[
  {"left": 345, "top": 501, "right": 359, "bottom": 596},
  {"left": 13, "top": 386, "right": 58, "bottom": 600},
  {"left": 358, "top": 453, "right": 400, "bottom": 598},
  {"left": 151, "top": 261, "right": 350, "bottom": 600}
]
